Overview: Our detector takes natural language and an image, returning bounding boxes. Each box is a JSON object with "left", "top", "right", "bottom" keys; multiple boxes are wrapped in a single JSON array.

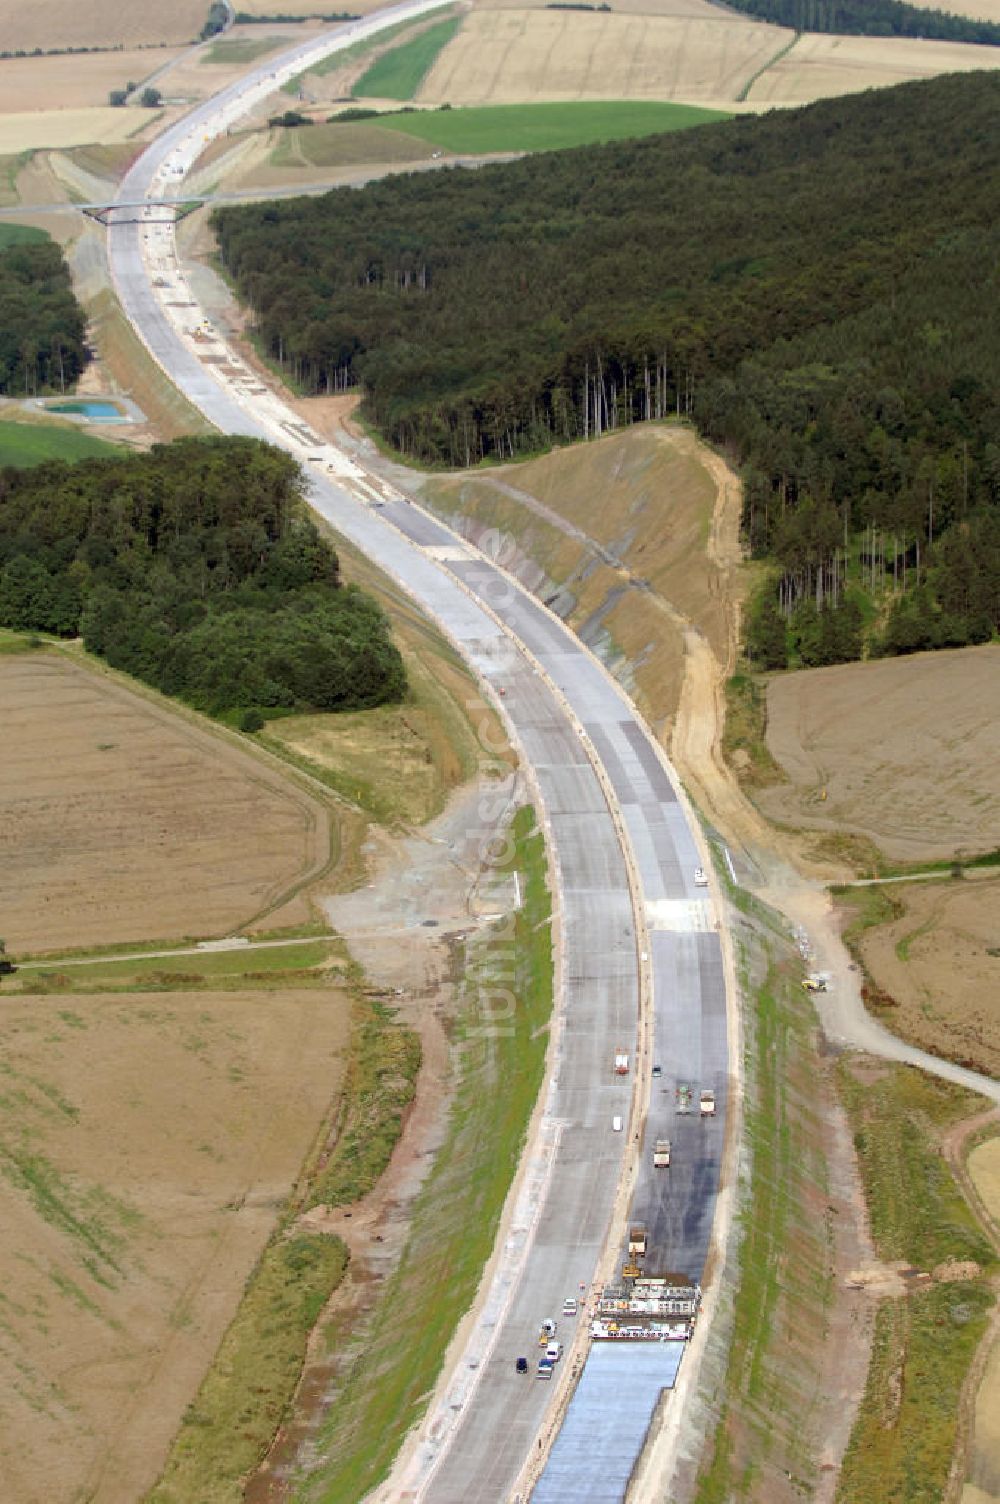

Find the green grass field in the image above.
[
  {"left": 353, "top": 15, "right": 462, "bottom": 101},
  {"left": 0, "top": 419, "right": 123, "bottom": 468},
  {"left": 0, "top": 223, "right": 49, "bottom": 249},
  {"left": 379, "top": 99, "right": 732, "bottom": 154}
]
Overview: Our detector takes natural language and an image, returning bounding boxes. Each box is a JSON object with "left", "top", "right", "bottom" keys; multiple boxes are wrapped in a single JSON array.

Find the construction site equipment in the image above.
[{"left": 628, "top": 1225, "right": 647, "bottom": 1257}]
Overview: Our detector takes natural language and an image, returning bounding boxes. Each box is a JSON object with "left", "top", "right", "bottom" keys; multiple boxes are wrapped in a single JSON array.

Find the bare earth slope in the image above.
[
  {"left": 0, "top": 653, "right": 329, "bottom": 952},
  {"left": 759, "top": 645, "right": 1000, "bottom": 863}
]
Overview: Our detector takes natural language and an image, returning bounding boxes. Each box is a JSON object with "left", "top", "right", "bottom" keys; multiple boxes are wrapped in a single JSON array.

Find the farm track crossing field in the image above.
[
  {"left": 416, "top": 8, "right": 794, "bottom": 105},
  {"left": 748, "top": 30, "right": 1000, "bottom": 104},
  {"left": 416, "top": 6, "right": 1000, "bottom": 107},
  {"left": 0, "top": 653, "right": 331, "bottom": 954},
  {"left": 0, "top": 0, "right": 209, "bottom": 49},
  {"left": 0, "top": 50, "right": 184, "bottom": 111},
  {"left": 0, "top": 988, "right": 349, "bottom": 1504},
  {"left": 759, "top": 645, "right": 1000, "bottom": 863}
]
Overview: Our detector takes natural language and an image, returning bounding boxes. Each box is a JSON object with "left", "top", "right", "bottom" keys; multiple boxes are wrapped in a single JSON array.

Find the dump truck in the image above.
[
  {"left": 614, "top": 1051, "right": 630, "bottom": 1075},
  {"left": 628, "top": 1224, "right": 647, "bottom": 1257},
  {"left": 700, "top": 1089, "right": 716, "bottom": 1118},
  {"left": 653, "top": 1138, "right": 671, "bottom": 1168}
]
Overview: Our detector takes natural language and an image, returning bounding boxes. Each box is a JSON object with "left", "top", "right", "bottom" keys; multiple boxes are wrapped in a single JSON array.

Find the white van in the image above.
[{"left": 612, "top": 1115, "right": 623, "bottom": 1132}]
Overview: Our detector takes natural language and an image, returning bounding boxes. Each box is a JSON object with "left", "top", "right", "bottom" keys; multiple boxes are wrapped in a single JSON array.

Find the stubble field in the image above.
[
  {"left": 0, "top": 0, "right": 209, "bottom": 49},
  {"left": 0, "top": 652, "right": 330, "bottom": 954},
  {"left": 748, "top": 30, "right": 1000, "bottom": 104},
  {"left": 416, "top": 6, "right": 1000, "bottom": 108},
  {"left": 759, "top": 645, "right": 1000, "bottom": 864},
  {"left": 417, "top": 8, "right": 789, "bottom": 106},
  {"left": 0, "top": 987, "right": 349, "bottom": 1504},
  {"left": 0, "top": 109, "right": 146, "bottom": 153},
  {"left": 847, "top": 874, "right": 1000, "bottom": 1079},
  {"left": 0, "top": 50, "right": 183, "bottom": 111}
]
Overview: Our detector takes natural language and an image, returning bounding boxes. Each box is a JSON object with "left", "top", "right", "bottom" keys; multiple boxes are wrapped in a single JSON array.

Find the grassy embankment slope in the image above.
[
  {"left": 836, "top": 1064, "right": 996, "bottom": 1504},
  {"left": 694, "top": 889, "right": 858, "bottom": 1501},
  {"left": 291, "top": 806, "right": 553, "bottom": 1504}
]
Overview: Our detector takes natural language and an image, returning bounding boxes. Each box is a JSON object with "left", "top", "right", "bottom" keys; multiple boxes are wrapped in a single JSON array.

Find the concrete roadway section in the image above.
[{"left": 105, "top": 28, "right": 730, "bottom": 1501}]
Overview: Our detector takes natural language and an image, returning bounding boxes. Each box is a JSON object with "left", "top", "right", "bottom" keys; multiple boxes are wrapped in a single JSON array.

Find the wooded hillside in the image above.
[
  {"left": 214, "top": 72, "right": 1000, "bottom": 664},
  {"left": 0, "top": 437, "right": 406, "bottom": 716},
  {"left": 0, "top": 239, "right": 86, "bottom": 395}
]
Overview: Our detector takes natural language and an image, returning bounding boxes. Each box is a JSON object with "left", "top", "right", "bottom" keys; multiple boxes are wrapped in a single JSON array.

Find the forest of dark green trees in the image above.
[
  {"left": 0, "top": 239, "right": 87, "bottom": 395},
  {"left": 213, "top": 71, "right": 1000, "bottom": 666},
  {"left": 0, "top": 437, "right": 406, "bottom": 716},
  {"left": 723, "top": 0, "right": 1000, "bottom": 45}
]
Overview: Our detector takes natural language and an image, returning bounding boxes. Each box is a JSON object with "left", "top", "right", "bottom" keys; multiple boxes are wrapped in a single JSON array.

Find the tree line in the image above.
[
  {"left": 0, "top": 437, "right": 406, "bottom": 718},
  {"left": 0, "top": 239, "right": 86, "bottom": 396},
  {"left": 213, "top": 71, "right": 1000, "bottom": 665},
  {"left": 723, "top": 0, "right": 1000, "bottom": 45}
]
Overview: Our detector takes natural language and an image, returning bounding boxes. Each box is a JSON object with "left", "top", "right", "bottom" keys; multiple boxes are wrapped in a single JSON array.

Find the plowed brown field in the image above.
[
  {"left": 0, "top": 652, "right": 330, "bottom": 953},
  {"left": 759, "top": 644, "right": 1000, "bottom": 863},
  {"left": 0, "top": 988, "right": 348, "bottom": 1504}
]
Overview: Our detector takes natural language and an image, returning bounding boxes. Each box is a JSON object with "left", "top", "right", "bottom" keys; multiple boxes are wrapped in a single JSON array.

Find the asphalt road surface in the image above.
[{"left": 105, "top": 20, "right": 731, "bottom": 1499}]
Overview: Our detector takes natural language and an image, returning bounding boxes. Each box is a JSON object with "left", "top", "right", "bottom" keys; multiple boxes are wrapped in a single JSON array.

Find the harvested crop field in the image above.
[
  {"left": 759, "top": 645, "right": 1000, "bottom": 863},
  {"left": 847, "top": 874, "right": 1000, "bottom": 1079},
  {"left": 416, "top": 9, "right": 788, "bottom": 105},
  {"left": 0, "top": 987, "right": 349, "bottom": 1504},
  {"left": 0, "top": 0, "right": 208, "bottom": 49},
  {"left": 0, "top": 653, "right": 330, "bottom": 954},
  {"left": 0, "top": 108, "right": 144, "bottom": 153},
  {"left": 747, "top": 31, "right": 1000, "bottom": 105},
  {"left": 906, "top": 0, "right": 1000, "bottom": 19},
  {"left": 0, "top": 50, "right": 183, "bottom": 112},
  {"left": 234, "top": 0, "right": 392, "bottom": 12}
]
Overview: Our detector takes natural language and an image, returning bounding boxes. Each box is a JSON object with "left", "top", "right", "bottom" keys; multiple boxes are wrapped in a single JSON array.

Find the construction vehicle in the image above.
[
  {"left": 802, "top": 974, "right": 828, "bottom": 993},
  {"left": 676, "top": 1084, "right": 692, "bottom": 1113},
  {"left": 653, "top": 1138, "right": 671, "bottom": 1168},
  {"left": 628, "top": 1224, "right": 647, "bottom": 1257},
  {"left": 614, "top": 1051, "right": 630, "bottom": 1075},
  {"left": 700, "top": 1089, "right": 716, "bottom": 1118}
]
